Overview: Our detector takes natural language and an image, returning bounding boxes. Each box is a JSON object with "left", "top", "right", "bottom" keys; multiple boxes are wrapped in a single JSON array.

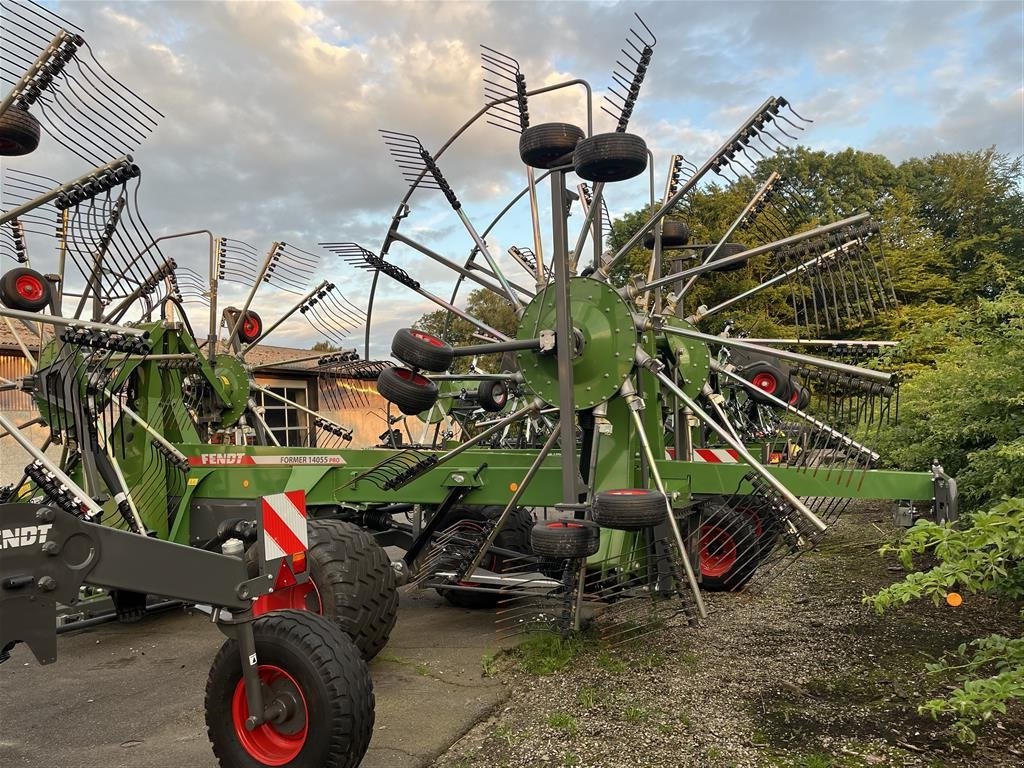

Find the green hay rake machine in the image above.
[{"left": 0, "top": 4, "right": 957, "bottom": 767}]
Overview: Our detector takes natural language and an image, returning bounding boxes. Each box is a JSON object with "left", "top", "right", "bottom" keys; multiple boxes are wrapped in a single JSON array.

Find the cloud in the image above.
[{"left": 2, "top": 0, "right": 1019, "bottom": 356}]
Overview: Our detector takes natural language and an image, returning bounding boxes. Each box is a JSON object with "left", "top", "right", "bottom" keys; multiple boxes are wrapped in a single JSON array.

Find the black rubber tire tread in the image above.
[
  {"left": 593, "top": 489, "right": 668, "bottom": 531},
  {"left": 702, "top": 242, "right": 748, "bottom": 272},
  {"left": 391, "top": 327, "right": 454, "bottom": 372},
  {"left": 476, "top": 380, "right": 508, "bottom": 412},
  {"left": 306, "top": 519, "right": 398, "bottom": 660},
  {"left": 699, "top": 502, "right": 760, "bottom": 592},
  {"left": 0, "top": 107, "right": 41, "bottom": 156},
  {"left": 791, "top": 384, "right": 811, "bottom": 410},
  {"left": 519, "top": 122, "right": 585, "bottom": 169},
  {"left": 0, "top": 267, "right": 51, "bottom": 312},
  {"left": 435, "top": 505, "right": 533, "bottom": 609},
  {"left": 643, "top": 220, "right": 691, "bottom": 249},
  {"left": 741, "top": 360, "right": 793, "bottom": 405},
  {"left": 376, "top": 366, "right": 438, "bottom": 415},
  {"left": 573, "top": 132, "right": 648, "bottom": 182},
  {"left": 530, "top": 519, "right": 600, "bottom": 559},
  {"left": 205, "top": 610, "right": 373, "bottom": 768},
  {"left": 236, "top": 311, "right": 262, "bottom": 344}
]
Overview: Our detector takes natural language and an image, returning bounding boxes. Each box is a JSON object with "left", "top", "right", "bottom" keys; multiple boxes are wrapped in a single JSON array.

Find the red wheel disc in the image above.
[
  {"left": 410, "top": 329, "right": 445, "bottom": 347},
  {"left": 395, "top": 367, "right": 430, "bottom": 387},
  {"left": 253, "top": 580, "right": 322, "bottom": 617},
  {"left": 606, "top": 489, "right": 648, "bottom": 496},
  {"left": 547, "top": 520, "right": 584, "bottom": 529},
  {"left": 15, "top": 274, "right": 44, "bottom": 301},
  {"left": 231, "top": 665, "right": 309, "bottom": 765},
  {"left": 751, "top": 372, "right": 777, "bottom": 394},
  {"left": 699, "top": 523, "right": 737, "bottom": 577},
  {"left": 242, "top": 315, "right": 261, "bottom": 338}
]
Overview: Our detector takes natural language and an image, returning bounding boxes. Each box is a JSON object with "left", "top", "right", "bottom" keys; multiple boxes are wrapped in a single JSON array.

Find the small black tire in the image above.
[
  {"left": 205, "top": 610, "right": 373, "bottom": 768},
  {"left": 741, "top": 360, "right": 793, "bottom": 405},
  {"left": 434, "top": 505, "right": 534, "bottom": 609},
  {"left": 730, "top": 496, "right": 781, "bottom": 562},
  {"left": 593, "top": 489, "right": 667, "bottom": 531},
  {"left": 789, "top": 383, "right": 811, "bottom": 410},
  {"left": 391, "top": 328, "right": 454, "bottom": 372},
  {"left": 530, "top": 519, "right": 600, "bottom": 559},
  {"left": 643, "top": 220, "right": 691, "bottom": 249},
  {"left": 702, "top": 242, "right": 748, "bottom": 272},
  {"left": 573, "top": 132, "right": 648, "bottom": 182},
  {"left": 305, "top": 520, "right": 399, "bottom": 660},
  {"left": 0, "top": 107, "right": 41, "bottom": 156},
  {"left": 476, "top": 380, "right": 508, "bottom": 412},
  {"left": 377, "top": 366, "right": 438, "bottom": 415},
  {"left": 236, "top": 311, "right": 263, "bottom": 344},
  {"left": 698, "top": 502, "right": 760, "bottom": 591},
  {"left": 519, "top": 122, "right": 585, "bottom": 169},
  {"left": 0, "top": 267, "right": 51, "bottom": 312}
]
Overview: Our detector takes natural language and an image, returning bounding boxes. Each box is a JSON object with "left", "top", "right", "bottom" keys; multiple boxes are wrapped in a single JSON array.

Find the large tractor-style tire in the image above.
[
  {"left": 698, "top": 501, "right": 760, "bottom": 591},
  {"left": 205, "top": 610, "right": 373, "bottom": 768},
  {"left": 592, "top": 489, "right": 667, "bottom": 531},
  {"left": 519, "top": 122, "right": 585, "bottom": 169},
  {"left": 0, "top": 267, "right": 51, "bottom": 312},
  {"left": 391, "top": 327, "right": 454, "bottom": 372},
  {"left": 376, "top": 366, "right": 439, "bottom": 415},
  {"left": 530, "top": 519, "right": 600, "bottom": 559},
  {"left": 572, "top": 132, "right": 648, "bottom": 182},
  {"left": 0, "top": 107, "right": 41, "bottom": 156},
  {"left": 252, "top": 520, "right": 398, "bottom": 660},
  {"left": 430, "top": 505, "right": 534, "bottom": 609}
]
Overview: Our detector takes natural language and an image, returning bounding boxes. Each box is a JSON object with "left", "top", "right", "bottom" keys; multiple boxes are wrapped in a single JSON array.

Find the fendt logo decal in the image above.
[
  {"left": 193, "top": 453, "right": 249, "bottom": 466},
  {"left": 1, "top": 524, "right": 53, "bottom": 549}
]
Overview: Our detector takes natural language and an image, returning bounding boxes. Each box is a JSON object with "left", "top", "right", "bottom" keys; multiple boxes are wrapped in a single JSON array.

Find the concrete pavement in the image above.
[{"left": 0, "top": 588, "right": 509, "bottom": 767}]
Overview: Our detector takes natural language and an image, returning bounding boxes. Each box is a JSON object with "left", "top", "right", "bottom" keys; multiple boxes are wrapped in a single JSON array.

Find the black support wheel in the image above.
[
  {"left": 376, "top": 366, "right": 438, "bottom": 415},
  {"left": 237, "top": 311, "right": 263, "bottom": 344},
  {"left": 740, "top": 360, "right": 793, "bottom": 405},
  {"left": 0, "top": 267, "right": 51, "bottom": 312},
  {"left": 643, "top": 220, "right": 691, "bottom": 249},
  {"left": 702, "top": 242, "right": 748, "bottom": 272},
  {"left": 205, "top": 610, "right": 373, "bottom": 768},
  {"left": 698, "top": 501, "right": 760, "bottom": 591},
  {"left": 593, "top": 488, "right": 667, "bottom": 531},
  {"left": 391, "top": 327, "right": 454, "bottom": 372},
  {"left": 572, "top": 132, "right": 648, "bottom": 182},
  {"left": 304, "top": 520, "right": 398, "bottom": 660},
  {"left": 530, "top": 519, "right": 600, "bottom": 559},
  {"left": 518, "top": 122, "right": 585, "bottom": 169},
  {"left": 476, "top": 379, "right": 508, "bottom": 412},
  {"left": 434, "top": 505, "right": 534, "bottom": 609},
  {"left": 0, "top": 107, "right": 41, "bottom": 156}
]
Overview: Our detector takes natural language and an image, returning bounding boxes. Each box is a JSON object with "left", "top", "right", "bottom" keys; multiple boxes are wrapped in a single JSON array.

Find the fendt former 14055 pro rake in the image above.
[{"left": 0, "top": 4, "right": 956, "bottom": 767}]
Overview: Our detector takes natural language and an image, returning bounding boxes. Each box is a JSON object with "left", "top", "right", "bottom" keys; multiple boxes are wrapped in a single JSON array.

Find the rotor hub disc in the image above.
[{"left": 515, "top": 277, "right": 635, "bottom": 410}]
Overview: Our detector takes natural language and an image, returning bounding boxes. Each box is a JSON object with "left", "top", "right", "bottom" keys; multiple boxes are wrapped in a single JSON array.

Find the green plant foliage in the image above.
[
  {"left": 866, "top": 498, "right": 1024, "bottom": 741},
  {"left": 877, "top": 290, "right": 1024, "bottom": 510}
]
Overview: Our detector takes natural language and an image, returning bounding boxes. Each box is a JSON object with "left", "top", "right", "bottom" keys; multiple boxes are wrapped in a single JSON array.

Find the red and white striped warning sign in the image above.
[
  {"left": 261, "top": 490, "right": 308, "bottom": 561},
  {"left": 692, "top": 448, "right": 740, "bottom": 463}
]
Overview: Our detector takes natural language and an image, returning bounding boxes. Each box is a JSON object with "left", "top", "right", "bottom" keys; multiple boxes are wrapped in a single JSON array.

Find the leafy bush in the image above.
[{"left": 867, "top": 498, "right": 1024, "bottom": 741}]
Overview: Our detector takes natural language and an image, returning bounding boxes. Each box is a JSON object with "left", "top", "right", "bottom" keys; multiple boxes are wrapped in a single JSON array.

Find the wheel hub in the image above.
[{"left": 515, "top": 277, "right": 635, "bottom": 409}]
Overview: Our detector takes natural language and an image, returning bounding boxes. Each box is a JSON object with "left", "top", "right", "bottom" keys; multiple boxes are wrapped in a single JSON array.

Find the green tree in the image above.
[{"left": 311, "top": 340, "right": 341, "bottom": 352}]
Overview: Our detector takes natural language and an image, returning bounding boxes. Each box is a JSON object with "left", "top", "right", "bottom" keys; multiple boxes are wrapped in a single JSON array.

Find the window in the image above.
[{"left": 255, "top": 382, "right": 311, "bottom": 447}]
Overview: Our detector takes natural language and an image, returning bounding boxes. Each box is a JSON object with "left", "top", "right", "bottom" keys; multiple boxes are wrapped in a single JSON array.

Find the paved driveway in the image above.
[{"left": 0, "top": 589, "right": 508, "bottom": 767}]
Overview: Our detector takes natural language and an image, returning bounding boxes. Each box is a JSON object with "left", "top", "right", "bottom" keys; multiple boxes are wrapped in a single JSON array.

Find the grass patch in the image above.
[
  {"left": 623, "top": 704, "right": 652, "bottom": 723},
  {"left": 596, "top": 651, "right": 627, "bottom": 675},
  {"left": 512, "top": 632, "right": 587, "bottom": 676},
  {"left": 546, "top": 712, "right": 579, "bottom": 734},
  {"left": 576, "top": 685, "right": 598, "bottom": 709}
]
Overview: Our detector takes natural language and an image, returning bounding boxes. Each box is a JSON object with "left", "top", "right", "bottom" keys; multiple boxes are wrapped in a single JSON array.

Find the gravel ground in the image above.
[{"left": 431, "top": 504, "right": 1024, "bottom": 768}]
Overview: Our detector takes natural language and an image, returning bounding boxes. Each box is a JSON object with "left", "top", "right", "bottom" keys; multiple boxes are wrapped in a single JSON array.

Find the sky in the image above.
[{"left": 4, "top": 0, "right": 1023, "bottom": 358}]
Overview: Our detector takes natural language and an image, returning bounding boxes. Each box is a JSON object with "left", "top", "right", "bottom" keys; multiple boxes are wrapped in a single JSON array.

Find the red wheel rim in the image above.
[
  {"left": 395, "top": 367, "right": 430, "bottom": 387},
  {"left": 547, "top": 520, "right": 584, "bottom": 529},
  {"left": 607, "top": 489, "right": 648, "bottom": 496},
  {"left": 751, "top": 372, "right": 777, "bottom": 394},
  {"left": 410, "top": 329, "right": 445, "bottom": 347},
  {"left": 699, "top": 523, "right": 737, "bottom": 577},
  {"left": 231, "top": 665, "right": 308, "bottom": 765},
  {"left": 241, "top": 315, "right": 261, "bottom": 339},
  {"left": 15, "top": 274, "right": 44, "bottom": 301}
]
